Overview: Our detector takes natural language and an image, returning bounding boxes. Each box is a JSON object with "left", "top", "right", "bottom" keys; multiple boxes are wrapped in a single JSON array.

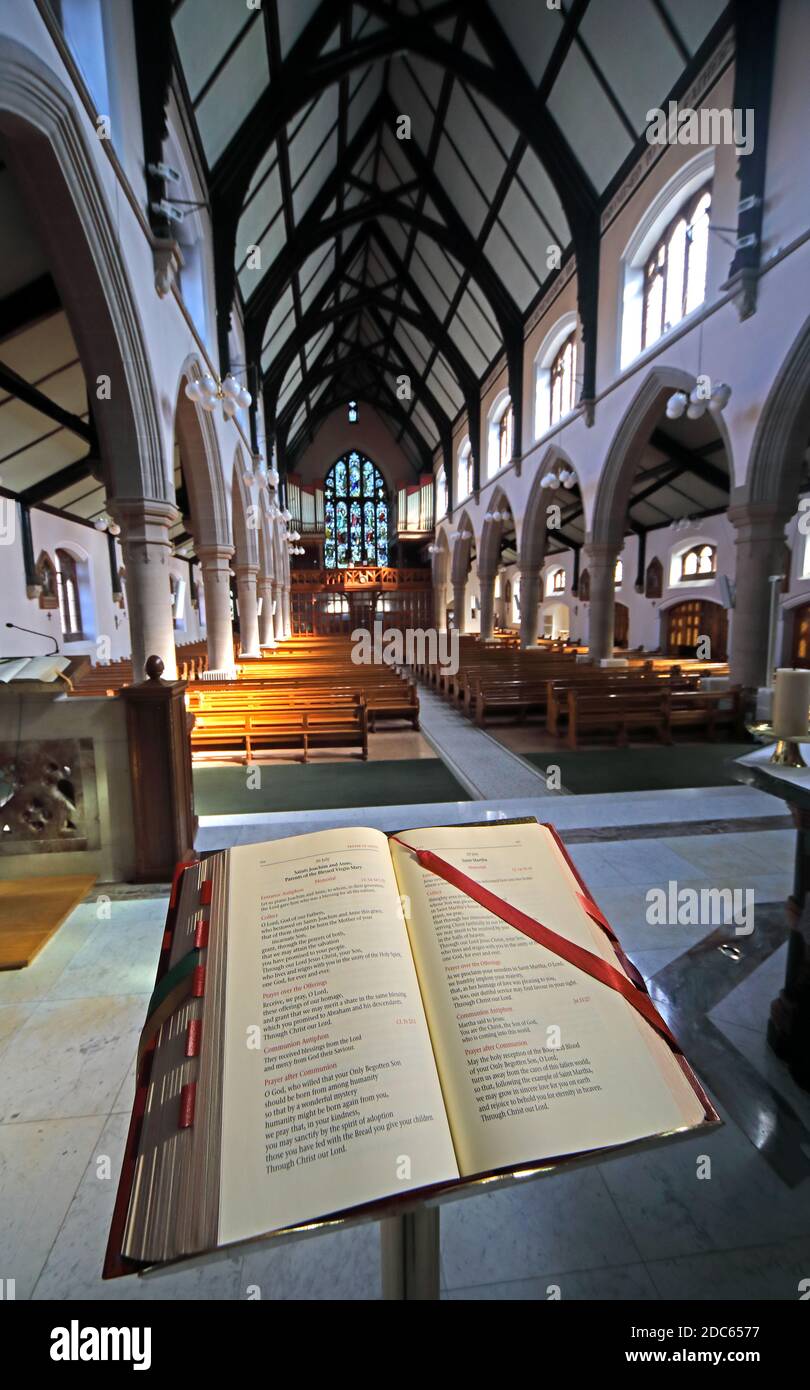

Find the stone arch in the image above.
[
  {"left": 174, "top": 359, "right": 231, "bottom": 550},
  {"left": 0, "top": 36, "right": 167, "bottom": 503},
  {"left": 590, "top": 365, "right": 731, "bottom": 549},
  {"left": 519, "top": 444, "right": 580, "bottom": 572},
  {"left": 744, "top": 311, "right": 810, "bottom": 516},
  {"left": 231, "top": 447, "right": 260, "bottom": 569},
  {"left": 450, "top": 510, "right": 476, "bottom": 587},
  {"left": 478, "top": 485, "right": 516, "bottom": 578}
]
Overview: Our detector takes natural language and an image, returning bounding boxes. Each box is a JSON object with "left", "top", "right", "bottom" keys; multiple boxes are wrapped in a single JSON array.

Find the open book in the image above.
[{"left": 106, "top": 820, "right": 716, "bottom": 1274}]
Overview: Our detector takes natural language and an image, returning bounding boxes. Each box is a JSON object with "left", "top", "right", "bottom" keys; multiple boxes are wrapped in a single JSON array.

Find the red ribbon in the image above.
[{"left": 392, "top": 837, "right": 681, "bottom": 1055}]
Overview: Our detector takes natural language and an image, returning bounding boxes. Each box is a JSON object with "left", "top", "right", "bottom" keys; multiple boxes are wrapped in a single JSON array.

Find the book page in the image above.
[
  {"left": 218, "top": 827, "right": 458, "bottom": 1246},
  {"left": 390, "top": 822, "right": 706, "bottom": 1178}
]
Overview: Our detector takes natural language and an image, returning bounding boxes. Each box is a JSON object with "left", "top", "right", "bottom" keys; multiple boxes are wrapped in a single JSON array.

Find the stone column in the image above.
[
  {"left": 586, "top": 543, "right": 620, "bottom": 662},
  {"left": 478, "top": 571, "right": 497, "bottom": 640},
  {"left": 433, "top": 584, "right": 448, "bottom": 631},
  {"left": 258, "top": 575, "right": 276, "bottom": 647},
  {"left": 452, "top": 580, "right": 467, "bottom": 633},
  {"left": 519, "top": 566, "right": 541, "bottom": 648},
  {"left": 273, "top": 580, "right": 285, "bottom": 641},
  {"left": 281, "top": 585, "right": 292, "bottom": 638},
  {"left": 235, "top": 563, "right": 261, "bottom": 657},
  {"left": 110, "top": 498, "right": 178, "bottom": 680},
  {"left": 197, "top": 545, "right": 235, "bottom": 671},
  {"left": 728, "top": 502, "right": 789, "bottom": 689}
]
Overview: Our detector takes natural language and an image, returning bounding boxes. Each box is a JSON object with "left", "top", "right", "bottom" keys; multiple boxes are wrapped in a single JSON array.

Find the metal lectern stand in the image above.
[{"left": 380, "top": 1207, "right": 440, "bottom": 1300}]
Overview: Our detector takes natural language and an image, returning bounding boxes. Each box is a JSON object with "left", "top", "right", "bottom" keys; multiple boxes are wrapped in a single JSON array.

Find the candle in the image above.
[{"left": 772, "top": 669, "right": 810, "bottom": 739}]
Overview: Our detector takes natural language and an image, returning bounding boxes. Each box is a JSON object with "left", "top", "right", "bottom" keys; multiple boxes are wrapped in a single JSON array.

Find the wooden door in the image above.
[
  {"left": 665, "top": 600, "right": 727, "bottom": 660},
  {"left": 614, "top": 602, "right": 629, "bottom": 648},
  {"left": 791, "top": 602, "right": 810, "bottom": 668}
]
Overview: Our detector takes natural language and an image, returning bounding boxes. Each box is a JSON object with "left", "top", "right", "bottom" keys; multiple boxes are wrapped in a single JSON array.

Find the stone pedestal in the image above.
[
  {"left": 110, "top": 498, "right": 178, "bottom": 680},
  {"left": 197, "top": 545, "right": 235, "bottom": 671},
  {"left": 235, "top": 563, "right": 261, "bottom": 657},
  {"left": 118, "top": 655, "right": 196, "bottom": 882}
]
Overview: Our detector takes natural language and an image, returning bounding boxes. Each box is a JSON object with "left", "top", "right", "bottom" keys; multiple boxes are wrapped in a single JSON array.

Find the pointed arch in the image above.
[
  {"left": 478, "top": 485, "right": 516, "bottom": 578},
  {"left": 450, "top": 509, "right": 476, "bottom": 586},
  {"left": 174, "top": 360, "right": 231, "bottom": 550},
  {"left": 231, "top": 447, "right": 260, "bottom": 569},
  {"left": 520, "top": 445, "right": 580, "bottom": 572},
  {"left": 745, "top": 312, "right": 810, "bottom": 516},
  {"left": 590, "top": 366, "right": 725, "bottom": 550},
  {"left": 0, "top": 37, "right": 167, "bottom": 501}
]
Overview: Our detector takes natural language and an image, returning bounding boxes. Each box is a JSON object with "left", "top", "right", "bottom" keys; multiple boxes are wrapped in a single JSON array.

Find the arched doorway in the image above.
[
  {"left": 614, "top": 602, "right": 629, "bottom": 648},
  {"left": 664, "top": 600, "right": 727, "bottom": 660}
]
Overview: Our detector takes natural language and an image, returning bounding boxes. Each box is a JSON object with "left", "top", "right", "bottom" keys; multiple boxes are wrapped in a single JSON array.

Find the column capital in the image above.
[
  {"left": 108, "top": 497, "right": 179, "bottom": 544},
  {"left": 584, "top": 539, "right": 622, "bottom": 567},
  {"left": 196, "top": 544, "right": 235, "bottom": 568},
  {"left": 727, "top": 501, "right": 790, "bottom": 539},
  {"left": 235, "top": 563, "right": 260, "bottom": 582}
]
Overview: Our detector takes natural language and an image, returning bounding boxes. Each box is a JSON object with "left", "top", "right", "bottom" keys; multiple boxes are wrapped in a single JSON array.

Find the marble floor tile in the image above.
[
  {"left": 440, "top": 1165, "right": 641, "bottom": 1289},
  {"left": 32, "top": 1112, "right": 242, "bottom": 1301},
  {"left": 0, "top": 994, "right": 150, "bottom": 1124},
  {"left": 709, "top": 944, "right": 788, "bottom": 1033},
  {"left": 644, "top": 1235, "right": 810, "bottom": 1300},
  {"left": 0, "top": 904, "right": 99, "bottom": 1007},
  {"left": 664, "top": 832, "right": 794, "bottom": 880},
  {"left": 598, "top": 1107, "right": 810, "bottom": 1263},
  {"left": 0, "top": 1114, "right": 105, "bottom": 1299},
  {"left": 239, "top": 1220, "right": 382, "bottom": 1301},
  {"left": 712, "top": 1019, "right": 810, "bottom": 1132},
  {"left": 0, "top": 1002, "right": 33, "bottom": 1058},
  {"left": 444, "top": 1261, "right": 660, "bottom": 1300},
  {"left": 564, "top": 843, "right": 631, "bottom": 888},
  {"left": 594, "top": 839, "right": 710, "bottom": 886},
  {"left": 47, "top": 905, "right": 166, "bottom": 1000}
]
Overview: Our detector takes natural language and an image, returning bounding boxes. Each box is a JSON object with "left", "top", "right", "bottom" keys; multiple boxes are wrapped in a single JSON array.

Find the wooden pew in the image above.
[
  {"left": 566, "top": 689, "right": 673, "bottom": 749},
  {"left": 190, "top": 695, "right": 368, "bottom": 764}
]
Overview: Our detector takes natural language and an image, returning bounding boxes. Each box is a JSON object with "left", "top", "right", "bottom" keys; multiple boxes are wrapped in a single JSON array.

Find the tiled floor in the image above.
[{"left": 2, "top": 784, "right": 809, "bottom": 1300}]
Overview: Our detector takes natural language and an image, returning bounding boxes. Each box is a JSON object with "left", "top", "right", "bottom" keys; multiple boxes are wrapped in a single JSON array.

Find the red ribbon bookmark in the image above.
[{"left": 391, "top": 837, "right": 680, "bottom": 1055}]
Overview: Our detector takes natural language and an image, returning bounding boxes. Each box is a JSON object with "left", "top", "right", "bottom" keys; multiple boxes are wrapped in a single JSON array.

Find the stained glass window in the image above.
[{"left": 324, "top": 452, "right": 389, "bottom": 567}]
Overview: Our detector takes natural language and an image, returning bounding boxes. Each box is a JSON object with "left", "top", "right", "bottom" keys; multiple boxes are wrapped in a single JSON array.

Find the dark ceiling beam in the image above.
[
  {"left": 724, "top": 0, "right": 779, "bottom": 305},
  {"left": 648, "top": 428, "right": 730, "bottom": 494},
  {"left": 0, "top": 272, "right": 61, "bottom": 342},
  {"left": 243, "top": 93, "right": 387, "bottom": 336},
  {"left": 20, "top": 456, "right": 101, "bottom": 507},
  {"left": 261, "top": 225, "right": 477, "bottom": 424},
  {"left": 209, "top": 3, "right": 601, "bottom": 380},
  {"left": 285, "top": 379, "right": 434, "bottom": 476},
  {"left": 247, "top": 186, "right": 515, "bottom": 361},
  {"left": 134, "top": 0, "right": 175, "bottom": 239},
  {"left": 0, "top": 358, "right": 95, "bottom": 444}
]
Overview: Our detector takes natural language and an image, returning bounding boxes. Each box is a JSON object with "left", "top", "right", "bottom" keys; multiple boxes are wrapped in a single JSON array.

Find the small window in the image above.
[
  {"left": 56, "top": 549, "right": 84, "bottom": 640},
  {"left": 642, "top": 186, "right": 711, "bottom": 351},
  {"left": 458, "top": 441, "right": 473, "bottom": 500},
  {"left": 435, "top": 465, "right": 448, "bottom": 518},
  {"left": 498, "top": 402, "right": 513, "bottom": 471},
  {"left": 547, "top": 567, "right": 565, "bottom": 595},
  {"left": 36, "top": 552, "right": 59, "bottom": 610},
  {"left": 614, "top": 558, "right": 623, "bottom": 587},
  {"left": 680, "top": 543, "right": 716, "bottom": 580},
  {"left": 549, "top": 334, "right": 577, "bottom": 429}
]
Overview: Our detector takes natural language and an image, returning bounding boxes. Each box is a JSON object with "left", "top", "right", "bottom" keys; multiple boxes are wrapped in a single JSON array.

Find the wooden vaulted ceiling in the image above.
[{"left": 172, "top": 0, "right": 728, "bottom": 474}]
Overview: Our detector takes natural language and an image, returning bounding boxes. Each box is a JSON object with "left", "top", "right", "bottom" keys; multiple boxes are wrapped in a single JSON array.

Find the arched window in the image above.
[
  {"left": 56, "top": 549, "right": 84, "bottom": 640},
  {"left": 549, "top": 334, "right": 577, "bottom": 429},
  {"left": 435, "top": 465, "right": 448, "bottom": 519},
  {"left": 614, "top": 558, "right": 623, "bottom": 586},
  {"left": 680, "top": 543, "right": 716, "bottom": 580},
  {"left": 498, "top": 402, "right": 513, "bottom": 471},
  {"left": 458, "top": 440, "right": 473, "bottom": 500},
  {"left": 550, "top": 567, "right": 565, "bottom": 594},
  {"left": 642, "top": 186, "right": 711, "bottom": 351},
  {"left": 324, "top": 452, "right": 389, "bottom": 568},
  {"left": 36, "top": 552, "right": 59, "bottom": 610}
]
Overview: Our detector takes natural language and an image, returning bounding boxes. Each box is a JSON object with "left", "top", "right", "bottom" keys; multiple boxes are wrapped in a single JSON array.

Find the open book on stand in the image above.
[{"left": 105, "top": 818, "right": 717, "bottom": 1276}]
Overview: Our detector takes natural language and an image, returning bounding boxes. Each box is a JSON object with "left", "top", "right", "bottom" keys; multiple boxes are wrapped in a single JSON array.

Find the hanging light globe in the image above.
[{"left": 665, "top": 390, "right": 688, "bottom": 420}]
